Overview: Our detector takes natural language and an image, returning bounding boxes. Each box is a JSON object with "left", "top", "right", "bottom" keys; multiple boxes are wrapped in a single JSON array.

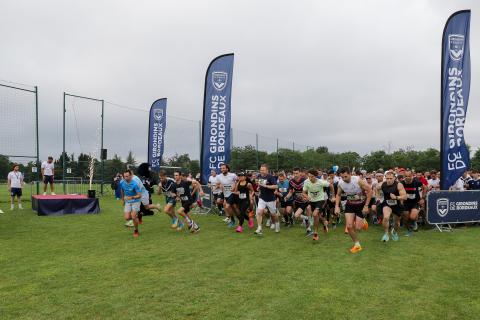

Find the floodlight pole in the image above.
[
  {"left": 35, "top": 86, "right": 40, "bottom": 194},
  {"left": 101, "top": 99, "right": 105, "bottom": 195}
]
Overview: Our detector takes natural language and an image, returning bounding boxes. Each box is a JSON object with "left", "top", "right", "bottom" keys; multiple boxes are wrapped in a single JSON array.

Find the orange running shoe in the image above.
[
  {"left": 362, "top": 219, "right": 368, "bottom": 231},
  {"left": 349, "top": 245, "right": 362, "bottom": 254},
  {"left": 312, "top": 233, "right": 319, "bottom": 241}
]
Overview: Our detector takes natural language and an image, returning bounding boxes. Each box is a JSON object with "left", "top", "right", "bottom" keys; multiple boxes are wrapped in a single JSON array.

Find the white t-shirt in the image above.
[
  {"left": 428, "top": 178, "right": 440, "bottom": 190},
  {"left": 208, "top": 175, "right": 221, "bottom": 194},
  {"left": 216, "top": 172, "right": 237, "bottom": 197},
  {"left": 8, "top": 171, "right": 23, "bottom": 188},
  {"left": 450, "top": 178, "right": 465, "bottom": 191},
  {"left": 41, "top": 161, "right": 54, "bottom": 176}
]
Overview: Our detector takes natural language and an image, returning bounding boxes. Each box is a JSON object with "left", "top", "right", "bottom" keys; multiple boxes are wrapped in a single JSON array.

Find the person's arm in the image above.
[
  {"left": 334, "top": 185, "right": 343, "bottom": 215},
  {"left": 391, "top": 183, "right": 407, "bottom": 201},
  {"left": 359, "top": 180, "right": 373, "bottom": 214},
  {"left": 248, "top": 183, "right": 254, "bottom": 202},
  {"left": 232, "top": 181, "right": 239, "bottom": 195}
]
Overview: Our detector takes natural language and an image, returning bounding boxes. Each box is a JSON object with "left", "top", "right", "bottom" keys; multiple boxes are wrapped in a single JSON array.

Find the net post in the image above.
[
  {"left": 62, "top": 92, "right": 66, "bottom": 194},
  {"left": 255, "top": 133, "right": 259, "bottom": 170},
  {"left": 101, "top": 99, "right": 105, "bottom": 196},
  {"left": 35, "top": 86, "right": 40, "bottom": 194},
  {"left": 276, "top": 138, "right": 279, "bottom": 171}
]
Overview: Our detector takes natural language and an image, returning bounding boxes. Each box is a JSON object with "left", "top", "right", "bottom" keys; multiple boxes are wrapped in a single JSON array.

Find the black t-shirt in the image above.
[
  {"left": 257, "top": 174, "right": 277, "bottom": 202},
  {"left": 468, "top": 179, "right": 480, "bottom": 190},
  {"left": 289, "top": 177, "right": 306, "bottom": 203},
  {"left": 401, "top": 179, "right": 422, "bottom": 203},
  {"left": 175, "top": 180, "right": 193, "bottom": 203}
]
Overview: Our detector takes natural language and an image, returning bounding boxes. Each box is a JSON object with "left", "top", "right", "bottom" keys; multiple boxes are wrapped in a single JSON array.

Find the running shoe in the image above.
[
  {"left": 391, "top": 229, "right": 399, "bottom": 241},
  {"left": 349, "top": 245, "right": 362, "bottom": 254},
  {"left": 275, "top": 223, "right": 280, "bottom": 233},
  {"left": 176, "top": 221, "right": 184, "bottom": 231},
  {"left": 236, "top": 225, "right": 243, "bottom": 233},
  {"left": 51, "top": 192, "right": 56, "bottom": 195},
  {"left": 381, "top": 233, "right": 389, "bottom": 242},
  {"left": 405, "top": 229, "right": 413, "bottom": 237},
  {"left": 193, "top": 224, "right": 200, "bottom": 233},
  {"left": 270, "top": 222, "right": 276, "bottom": 230},
  {"left": 18, "top": 204, "right": 23, "bottom": 210},
  {"left": 171, "top": 217, "right": 178, "bottom": 229},
  {"left": 412, "top": 221, "right": 418, "bottom": 231},
  {"left": 265, "top": 219, "right": 271, "bottom": 227},
  {"left": 312, "top": 233, "right": 319, "bottom": 241},
  {"left": 362, "top": 219, "right": 369, "bottom": 231},
  {"left": 254, "top": 227, "right": 263, "bottom": 236},
  {"left": 133, "top": 230, "right": 139, "bottom": 237},
  {"left": 248, "top": 219, "right": 254, "bottom": 228},
  {"left": 305, "top": 227, "right": 314, "bottom": 237},
  {"left": 223, "top": 217, "right": 230, "bottom": 223},
  {"left": 125, "top": 220, "right": 134, "bottom": 227},
  {"left": 227, "top": 220, "right": 235, "bottom": 228}
]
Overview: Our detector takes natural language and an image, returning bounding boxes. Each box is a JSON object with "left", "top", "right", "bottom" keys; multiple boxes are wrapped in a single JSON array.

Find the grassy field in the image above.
[{"left": 1, "top": 189, "right": 480, "bottom": 319}]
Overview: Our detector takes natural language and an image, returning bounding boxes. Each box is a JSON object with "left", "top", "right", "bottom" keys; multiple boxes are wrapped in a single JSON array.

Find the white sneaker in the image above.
[
  {"left": 270, "top": 222, "right": 275, "bottom": 230},
  {"left": 51, "top": 192, "right": 56, "bottom": 195},
  {"left": 223, "top": 217, "right": 230, "bottom": 222},
  {"left": 266, "top": 219, "right": 271, "bottom": 227},
  {"left": 125, "top": 220, "right": 134, "bottom": 227},
  {"left": 10, "top": 205, "right": 14, "bottom": 210},
  {"left": 18, "top": 204, "right": 23, "bottom": 210},
  {"left": 254, "top": 227, "right": 263, "bottom": 235},
  {"left": 43, "top": 192, "right": 47, "bottom": 195},
  {"left": 275, "top": 222, "right": 280, "bottom": 233}
]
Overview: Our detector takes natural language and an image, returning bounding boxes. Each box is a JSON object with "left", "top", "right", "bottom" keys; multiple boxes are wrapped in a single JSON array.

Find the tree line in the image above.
[{"left": 2, "top": 146, "right": 480, "bottom": 182}]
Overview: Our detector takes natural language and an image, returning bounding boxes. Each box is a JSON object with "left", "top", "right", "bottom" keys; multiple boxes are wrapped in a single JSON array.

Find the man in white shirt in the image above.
[
  {"left": 7, "top": 164, "right": 24, "bottom": 210},
  {"left": 427, "top": 170, "right": 440, "bottom": 191},
  {"left": 41, "top": 156, "right": 56, "bottom": 195}
]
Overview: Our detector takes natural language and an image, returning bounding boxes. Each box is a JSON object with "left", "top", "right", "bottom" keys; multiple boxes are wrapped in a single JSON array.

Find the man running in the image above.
[
  {"left": 374, "top": 172, "right": 385, "bottom": 225},
  {"left": 208, "top": 169, "right": 224, "bottom": 216},
  {"left": 381, "top": 171, "right": 407, "bottom": 242},
  {"left": 7, "top": 164, "right": 24, "bottom": 210},
  {"left": 402, "top": 170, "right": 426, "bottom": 235},
  {"left": 173, "top": 171, "right": 201, "bottom": 233},
  {"left": 276, "top": 171, "right": 293, "bottom": 227},
  {"left": 254, "top": 164, "right": 279, "bottom": 235},
  {"left": 216, "top": 164, "right": 238, "bottom": 227},
  {"left": 335, "top": 167, "right": 372, "bottom": 253},
  {"left": 120, "top": 170, "right": 142, "bottom": 237},
  {"left": 303, "top": 169, "right": 331, "bottom": 241},
  {"left": 285, "top": 168, "right": 310, "bottom": 234},
  {"left": 158, "top": 170, "right": 180, "bottom": 228}
]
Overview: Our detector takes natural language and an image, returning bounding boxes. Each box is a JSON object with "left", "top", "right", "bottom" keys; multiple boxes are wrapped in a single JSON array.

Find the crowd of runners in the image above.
[{"left": 118, "top": 164, "right": 480, "bottom": 253}]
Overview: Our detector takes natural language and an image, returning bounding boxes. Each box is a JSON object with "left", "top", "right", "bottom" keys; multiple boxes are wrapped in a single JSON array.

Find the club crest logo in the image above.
[
  {"left": 436, "top": 198, "right": 449, "bottom": 217},
  {"left": 212, "top": 71, "right": 228, "bottom": 91},
  {"left": 153, "top": 109, "right": 164, "bottom": 121},
  {"left": 449, "top": 34, "right": 465, "bottom": 61}
]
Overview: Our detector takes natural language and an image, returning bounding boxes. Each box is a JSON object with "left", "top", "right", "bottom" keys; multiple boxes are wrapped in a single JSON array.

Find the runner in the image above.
[
  {"left": 232, "top": 172, "right": 254, "bottom": 233},
  {"left": 254, "top": 164, "right": 279, "bottom": 235},
  {"left": 132, "top": 174, "right": 160, "bottom": 223},
  {"left": 427, "top": 170, "right": 440, "bottom": 191},
  {"left": 365, "top": 174, "right": 377, "bottom": 223},
  {"left": 208, "top": 169, "right": 224, "bottom": 216},
  {"left": 374, "top": 172, "right": 385, "bottom": 225},
  {"left": 401, "top": 170, "right": 426, "bottom": 235},
  {"left": 303, "top": 169, "right": 331, "bottom": 241},
  {"left": 325, "top": 170, "right": 338, "bottom": 228},
  {"left": 285, "top": 168, "right": 311, "bottom": 234},
  {"left": 335, "top": 167, "right": 372, "bottom": 253},
  {"left": 41, "top": 156, "right": 55, "bottom": 195},
  {"left": 7, "top": 164, "right": 24, "bottom": 210},
  {"left": 120, "top": 170, "right": 143, "bottom": 237},
  {"left": 380, "top": 171, "right": 407, "bottom": 242},
  {"left": 467, "top": 170, "right": 480, "bottom": 190},
  {"left": 158, "top": 170, "right": 180, "bottom": 228},
  {"left": 216, "top": 164, "right": 238, "bottom": 227},
  {"left": 173, "top": 171, "right": 201, "bottom": 233},
  {"left": 275, "top": 171, "right": 293, "bottom": 227}
]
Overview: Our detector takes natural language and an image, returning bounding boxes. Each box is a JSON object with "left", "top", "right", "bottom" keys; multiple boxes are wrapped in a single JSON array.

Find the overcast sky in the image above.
[{"left": 1, "top": 0, "right": 479, "bottom": 163}]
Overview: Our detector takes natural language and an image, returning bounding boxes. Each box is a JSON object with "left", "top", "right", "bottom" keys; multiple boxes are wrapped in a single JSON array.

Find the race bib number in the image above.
[
  {"left": 181, "top": 196, "right": 189, "bottom": 201},
  {"left": 279, "top": 188, "right": 287, "bottom": 193},
  {"left": 176, "top": 187, "right": 185, "bottom": 195},
  {"left": 386, "top": 199, "right": 397, "bottom": 206},
  {"left": 239, "top": 193, "right": 247, "bottom": 199},
  {"left": 347, "top": 195, "right": 360, "bottom": 201},
  {"left": 407, "top": 193, "right": 416, "bottom": 200}
]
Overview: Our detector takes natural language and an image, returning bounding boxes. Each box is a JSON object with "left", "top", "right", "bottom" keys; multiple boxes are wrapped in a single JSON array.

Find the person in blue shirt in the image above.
[
  {"left": 275, "top": 171, "right": 293, "bottom": 227},
  {"left": 120, "top": 169, "right": 142, "bottom": 237},
  {"left": 132, "top": 174, "right": 161, "bottom": 216},
  {"left": 467, "top": 170, "right": 480, "bottom": 190}
]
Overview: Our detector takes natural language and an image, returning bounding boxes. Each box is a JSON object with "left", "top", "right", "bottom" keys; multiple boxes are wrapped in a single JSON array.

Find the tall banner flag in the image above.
[
  {"left": 441, "top": 10, "right": 471, "bottom": 190},
  {"left": 200, "top": 53, "right": 234, "bottom": 184},
  {"left": 148, "top": 98, "right": 167, "bottom": 172}
]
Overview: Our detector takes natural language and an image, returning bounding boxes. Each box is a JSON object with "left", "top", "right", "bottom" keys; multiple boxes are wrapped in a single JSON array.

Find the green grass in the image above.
[{"left": 1, "top": 190, "right": 480, "bottom": 319}]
